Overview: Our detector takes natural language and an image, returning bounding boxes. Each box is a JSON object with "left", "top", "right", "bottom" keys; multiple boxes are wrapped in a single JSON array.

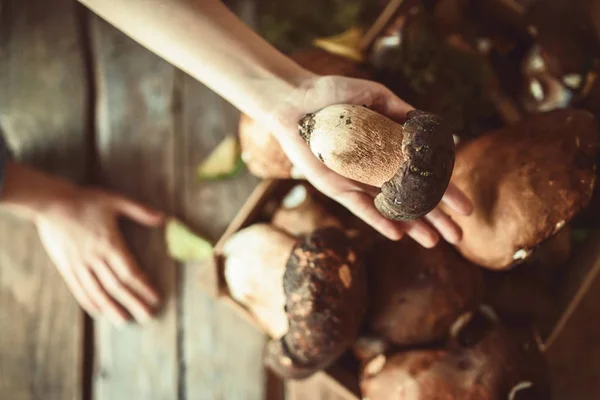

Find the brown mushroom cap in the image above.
[
  {"left": 442, "top": 109, "right": 598, "bottom": 270},
  {"left": 271, "top": 183, "right": 343, "bottom": 236},
  {"left": 238, "top": 48, "right": 370, "bottom": 179},
  {"left": 300, "top": 106, "right": 455, "bottom": 220},
  {"left": 360, "top": 313, "right": 551, "bottom": 400},
  {"left": 366, "top": 238, "right": 483, "bottom": 346},
  {"left": 264, "top": 227, "right": 367, "bottom": 379}
]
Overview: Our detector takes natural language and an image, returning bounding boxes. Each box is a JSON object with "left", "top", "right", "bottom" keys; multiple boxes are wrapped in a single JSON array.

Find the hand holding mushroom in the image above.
[{"left": 268, "top": 76, "right": 473, "bottom": 248}]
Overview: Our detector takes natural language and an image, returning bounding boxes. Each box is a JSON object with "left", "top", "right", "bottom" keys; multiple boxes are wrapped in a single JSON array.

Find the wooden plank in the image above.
[
  {"left": 179, "top": 50, "right": 270, "bottom": 400},
  {"left": 89, "top": 15, "right": 178, "bottom": 400},
  {"left": 546, "top": 231, "right": 600, "bottom": 399},
  {"left": 0, "top": 0, "right": 87, "bottom": 399},
  {"left": 177, "top": 1, "right": 280, "bottom": 397}
]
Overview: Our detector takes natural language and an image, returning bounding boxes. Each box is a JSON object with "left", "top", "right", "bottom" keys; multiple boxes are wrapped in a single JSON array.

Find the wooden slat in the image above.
[
  {"left": 0, "top": 0, "right": 87, "bottom": 399},
  {"left": 178, "top": 0, "right": 285, "bottom": 398},
  {"left": 179, "top": 55, "right": 271, "bottom": 400},
  {"left": 89, "top": 15, "right": 179, "bottom": 400}
]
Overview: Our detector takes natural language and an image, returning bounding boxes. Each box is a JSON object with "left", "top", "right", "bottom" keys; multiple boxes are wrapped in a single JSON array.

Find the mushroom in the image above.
[
  {"left": 271, "top": 183, "right": 343, "bottom": 236},
  {"left": 299, "top": 106, "right": 455, "bottom": 220},
  {"left": 223, "top": 223, "right": 367, "bottom": 379},
  {"left": 238, "top": 48, "right": 370, "bottom": 179},
  {"left": 239, "top": 113, "right": 297, "bottom": 179},
  {"left": 360, "top": 311, "right": 551, "bottom": 400},
  {"left": 441, "top": 109, "right": 598, "bottom": 270},
  {"left": 366, "top": 238, "right": 483, "bottom": 346}
]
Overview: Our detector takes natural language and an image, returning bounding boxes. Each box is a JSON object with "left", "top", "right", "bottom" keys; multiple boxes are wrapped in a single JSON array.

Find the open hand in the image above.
[
  {"left": 271, "top": 75, "right": 472, "bottom": 247},
  {"left": 35, "top": 186, "right": 163, "bottom": 325}
]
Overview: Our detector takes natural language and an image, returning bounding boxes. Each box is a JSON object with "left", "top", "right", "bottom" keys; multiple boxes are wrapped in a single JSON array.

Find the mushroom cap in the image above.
[
  {"left": 442, "top": 109, "right": 598, "bottom": 270},
  {"left": 271, "top": 183, "right": 343, "bottom": 236},
  {"left": 264, "top": 227, "right": 367, "bottom": 379},
  {"left": 375, "top": 110, "right": 455, "bottom": 220},
  {"left": 238, "top": 48, "right": 370, "bottom": 179},
  {"left": 360, "top": 313, "right": 551, "bottom": 400},
  {"left": 366, "top": 238, "right": 483, "bottom": 346},
  {"left": 239, "top": 113, "right": 295, "bottom": 179},
  {"left": 223, "top": 224, "right": 296, "bottom": 339}
]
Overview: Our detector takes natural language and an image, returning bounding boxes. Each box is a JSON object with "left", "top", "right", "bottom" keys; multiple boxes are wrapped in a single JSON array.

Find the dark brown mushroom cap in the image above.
[
  {"left": 366, "top": 238, "right": 483, "bottom": 346},
  {"left": 360, "top": 313, "right": 551, "bottom": 400},
  {"left": 264, "top": 227, "right": 367, "bottom": 379},
  {"left": 375, "top": 110, "right": 455, "bottom": 220},
  {"left": 442, "top": 109, "right": 598, "bottom": 270}
]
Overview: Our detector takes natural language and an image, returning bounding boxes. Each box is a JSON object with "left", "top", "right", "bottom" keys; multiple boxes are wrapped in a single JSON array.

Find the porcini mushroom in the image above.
[
  {"left": 442, "top": 109, "right": 598, "bottom": 270},
  {"left": 360, "top": 311, "right": 551, "bottom": 400},
  {"left": 299, "top": 105, "right": 455, "bottom": 220},
  {"left": 223, "top": 223, "right": 367, "bottom": 379},
  {"left": 366, "top": 238, "right": 483, "bottom": 346},
  {"left": 239, "top": 48, "right": 370, "bottom": 179},
  {"left": 271, "top": 183, "right": 343, "bottom": 236}
]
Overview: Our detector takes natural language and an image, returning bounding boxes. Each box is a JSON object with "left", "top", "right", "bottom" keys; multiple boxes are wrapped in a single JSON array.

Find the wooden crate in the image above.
[{"left": 201, "top": 178, "right": 600, "bottom": 399}]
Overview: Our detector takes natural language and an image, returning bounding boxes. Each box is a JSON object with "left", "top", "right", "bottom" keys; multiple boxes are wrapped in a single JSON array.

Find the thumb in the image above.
[{"left": 108, "top": 194, "right": 164, "bottom": 227}]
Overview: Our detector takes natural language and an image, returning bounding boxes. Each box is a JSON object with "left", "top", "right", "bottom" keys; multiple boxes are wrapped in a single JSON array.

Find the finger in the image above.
[
  {"left": 424, "top": 208, "right": 462, "bottom": 244},
  {"left": 109, "top": 241, "right": 160, "bottom": 307},
  {"left": 77, "top": 268, "right": 129, "bottom": 325},
  {"left": 61, "top": 270, "right": 101, "bottom": 318},
  {"left": 337, "top": 191, "right": 404, "bottom": 241},
  {"left": 108, "top": 194, "right": 164, "bottom": 226},
  {"left": 398, "top": 219, "right": 440, "bottom": 248},
  {"left": 442, "top": 184, "right": 473, "bottom": 216},
  {"left": 92, "top": 260, "right": 154, "bottom": 324}
]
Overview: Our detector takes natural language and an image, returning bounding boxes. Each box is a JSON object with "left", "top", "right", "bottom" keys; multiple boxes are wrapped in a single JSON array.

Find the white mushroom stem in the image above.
[
  {"left": 304, "top": 105, "right": 404, "bottom": 187},
  {"left": 223, "top": 224, "right": 296, "bottom": 339},
  {"left": 450, "top": 312, "right": 473, "bottom": 340},
  {"left": 508, "top": 381, "right": 534, "bottom": 400}
]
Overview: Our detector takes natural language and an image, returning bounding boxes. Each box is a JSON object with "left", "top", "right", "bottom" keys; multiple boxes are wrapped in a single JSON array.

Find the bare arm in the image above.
[
  {"left": 79, "top": 0, "right": 473, "bottom": 246},
  {"left": 79, "top": 0, "right": 311, "bottom": 126}
]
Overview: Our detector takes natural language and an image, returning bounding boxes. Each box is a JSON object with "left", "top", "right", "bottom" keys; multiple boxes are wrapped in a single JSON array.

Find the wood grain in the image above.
[
  {"left": 0, "top": 0, "right": 87, "bottom": 399},
  {"left": 177, "top": 0, "right": 286, "bottom": 398},
  {"left": 89, "top": 15, "right": 178, "bottom": 400},
  {"left": 178, "top": 47, "right": 269, "bottom": 400}
]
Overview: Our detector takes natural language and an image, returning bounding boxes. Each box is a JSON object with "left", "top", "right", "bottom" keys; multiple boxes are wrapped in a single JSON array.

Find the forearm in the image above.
[
  {"left": 1, "top": 161, "right": 76, "bottom": 221},
  {"left": 79, "top": 0, "right": 313, "bottom": 126}
]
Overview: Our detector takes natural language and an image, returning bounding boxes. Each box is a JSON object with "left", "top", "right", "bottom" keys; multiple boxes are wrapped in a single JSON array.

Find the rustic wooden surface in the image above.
[
  {"left": 0, "top": 1, "right": 87, "bottom": 400},
  {"left": 90, "top": 15, "right": 180, "bottom": 400}
]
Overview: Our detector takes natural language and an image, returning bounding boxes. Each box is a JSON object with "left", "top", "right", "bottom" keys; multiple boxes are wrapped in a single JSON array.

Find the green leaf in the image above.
[
  {"left": 196, "top": 136, "right": 244, "bottom": 181},
  {"left": 165, "top": 218, "right": 213, "bottom": 262}
]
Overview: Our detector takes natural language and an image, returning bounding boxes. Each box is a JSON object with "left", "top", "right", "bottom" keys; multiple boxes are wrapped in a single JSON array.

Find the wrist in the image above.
[{"left": 1, "top": 161, "right": 79, "bottom": 222}]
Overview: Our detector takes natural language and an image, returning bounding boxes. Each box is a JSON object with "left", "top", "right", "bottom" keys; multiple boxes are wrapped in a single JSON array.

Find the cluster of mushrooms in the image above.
[{"left": 223, "top": 1, "right": 600, "bottom": 399}]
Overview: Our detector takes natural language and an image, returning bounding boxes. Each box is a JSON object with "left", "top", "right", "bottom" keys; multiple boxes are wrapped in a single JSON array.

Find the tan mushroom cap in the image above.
[
  {"left": 442, "top": 109, "right": 598, "bottom": 270},
  {"left": 271, "top": 183, "right": 343, "bottom": 236}
]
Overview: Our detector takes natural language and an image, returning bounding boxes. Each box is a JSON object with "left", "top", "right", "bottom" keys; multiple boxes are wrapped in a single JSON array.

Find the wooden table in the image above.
[{"left": 0, "top": 1, "right": 307, "bottom": 398}]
